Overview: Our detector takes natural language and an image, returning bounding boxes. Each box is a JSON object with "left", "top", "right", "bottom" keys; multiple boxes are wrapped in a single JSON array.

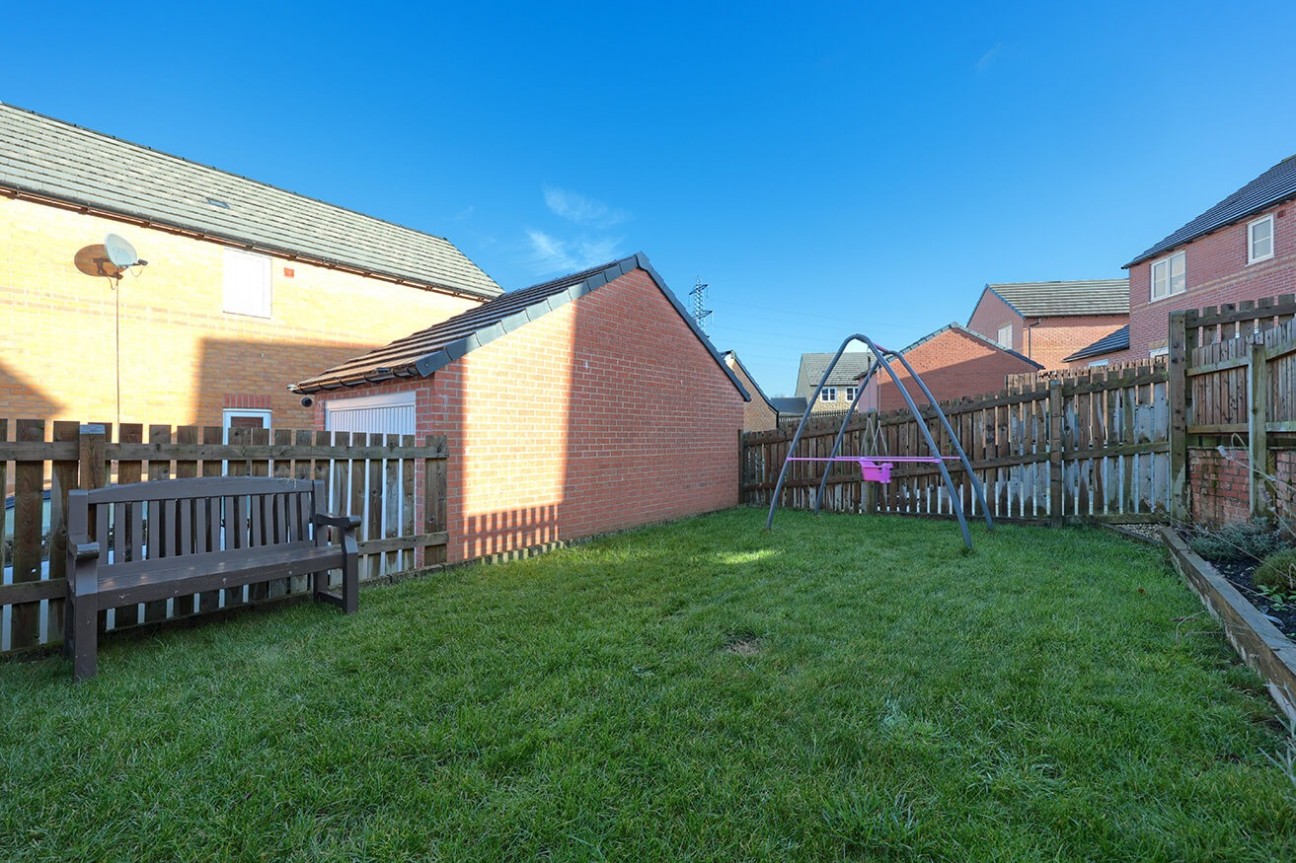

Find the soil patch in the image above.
[{"left": 1199, "top": 558, "right": 1296, "bottom": 641}]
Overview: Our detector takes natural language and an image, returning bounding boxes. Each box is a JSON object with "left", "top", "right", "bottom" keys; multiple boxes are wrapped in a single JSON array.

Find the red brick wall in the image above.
[
  {"left": 1026, "top": 315, "right": 1128, "bottom": 370},
  {"left": 313, "top": 268, "right": 744, "bottom": 564},
  {"left": 966, "top": 291, "right": 1022, "bottom": 351},
  {"left": 1188, "top": 447, "right": 1251, "bottom": 528},
  {"left": 864, "top": 329, "right": 1041, "bottom": 413},
  {"left": 1115, "top": 200, "right": 1296, "bottom": 362}
]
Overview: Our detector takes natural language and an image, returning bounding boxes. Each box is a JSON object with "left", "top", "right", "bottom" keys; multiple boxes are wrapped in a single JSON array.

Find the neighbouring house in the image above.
[
  {"left": 858, "top": 323, "right": 1043, "bottom": 413},
  {"left": 794, "top": 352, "right": 873, "bottom": 413},
  {"left": 965, "top": 279, "right": 1129, "bottom": 370},
  {"left": 1079, "top": 154, "right": 1296, "bottom": 364},
  {"left": 0, "top": 103, "right": 500, "bottom": 432},
  {"left": 291, "top": 254, "right": 749, "bottom": 564},
  {"left": 722, "top": 351, "right": 779, "bottom": 431}
]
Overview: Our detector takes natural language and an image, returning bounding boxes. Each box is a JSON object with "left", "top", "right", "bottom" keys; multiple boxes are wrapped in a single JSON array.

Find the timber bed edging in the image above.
[{"left": 1160, "top": 527, "right": 1296, "bottom": 724}]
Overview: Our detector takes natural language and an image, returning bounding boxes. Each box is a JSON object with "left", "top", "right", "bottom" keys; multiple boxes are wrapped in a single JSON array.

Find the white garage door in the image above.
[{"left": 324, "top": 391, "right": 416, "bottom": 436}]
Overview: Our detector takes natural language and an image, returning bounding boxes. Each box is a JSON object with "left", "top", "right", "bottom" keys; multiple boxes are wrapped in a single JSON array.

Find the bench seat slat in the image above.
[{"left": 97, "top": 543, "right": 344, "bottom": 606}]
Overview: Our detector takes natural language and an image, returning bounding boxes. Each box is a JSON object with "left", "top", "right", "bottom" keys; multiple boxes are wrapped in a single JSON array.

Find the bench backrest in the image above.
[{"left": 68, "top": 478, "right": 327, "bottom": 568}]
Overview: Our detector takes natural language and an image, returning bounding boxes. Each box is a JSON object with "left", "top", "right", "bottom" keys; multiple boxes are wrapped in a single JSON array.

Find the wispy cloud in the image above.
[
  {"left": 543, "top": 186, "right": 630, "bottom": 228},
  {"left": 526, "top": 229, "right": 623, "bottom": 275},
  {"left": 975, "top": 43, "right": 1002, "bottom": 72},
  {"left": 452, "top": 204, "right": 475, "bottom": 221}
]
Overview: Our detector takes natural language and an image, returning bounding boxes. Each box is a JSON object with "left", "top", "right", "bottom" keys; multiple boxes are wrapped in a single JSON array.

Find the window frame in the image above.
[
  {"left": 1148, "top": 346, "right": 1169, "bottom": 360},
  {"left": 221, "top": 409, "right": 272, "bottom": 443},
  {"left": 820, "top": 387, "right": 838, "bottom": 403},
  {"left": 843, "top": 386, "right": 858, "bottom": 403},
  {"left": 997, "top": 323, "right": 1013, "bottom": 348},
  {"left": 1248, "top": 214, "right": 1275, "bottom": 265},
  {"left": 1149, "top": 251, "right": 1186, "bottom": 302}
]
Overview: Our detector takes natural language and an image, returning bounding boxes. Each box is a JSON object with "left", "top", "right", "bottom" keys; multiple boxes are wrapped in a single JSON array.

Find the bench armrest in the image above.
[
  {"left": 312, "top": 513, "right": 361, "bottom": 532},
  {"left": 69, "top": 536, "right": 101, "bottom": 562}
]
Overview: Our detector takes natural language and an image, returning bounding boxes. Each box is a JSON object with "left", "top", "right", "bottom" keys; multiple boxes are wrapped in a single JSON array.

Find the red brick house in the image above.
[
  {"left": 1074, "top": 154, "right": 1296, "bottom": 363},
  {"left": 292, "top": 254, "right": 749, "bottom": 564},
  {"left": 858, "top": 323, "right": 1043, "bottom": 413},
  {"left": 966, "top": 279, "right": 1128, "bottom": 370}
]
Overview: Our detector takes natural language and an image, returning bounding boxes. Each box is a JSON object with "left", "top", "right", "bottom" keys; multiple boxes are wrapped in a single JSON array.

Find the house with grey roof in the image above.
[
  {"left": 794, "top": 351, "right": 874, "bottom": 414},
  {"left": 293, "top": 254, "right": 749, "bottom": 565},
  {"left": 1081, "top": 154, "right": 1296, "bottom": 364},
  {"left": 966, "top": 279, "right": 1128, "bottom": 370},
  {"left": 0, "top": 102, "right": 499, "bottom": 429}
]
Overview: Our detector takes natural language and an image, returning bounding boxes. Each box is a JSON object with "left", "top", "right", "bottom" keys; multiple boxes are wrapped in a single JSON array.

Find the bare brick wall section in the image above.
[
  {"left": 314, "top": 269, "right": 744, "bottom": 564},
  {"left": 1114, "top": 200, "right": 1296, "bottom": 362},
  {"left": 1189, "top": 448, "right": 1252, "bottom": 528},
  {"left": 1189, "top": 447, "right": 1296, "bottom": 528},
  {"left": 0, "top": 196, "right": 483, "bottom": 426},
  {"left": 863, "top": 329, "right": 1041, "bottom": 413},
  {"left": 1026, "top": 316, "right": 1128, "bottom": 370}
]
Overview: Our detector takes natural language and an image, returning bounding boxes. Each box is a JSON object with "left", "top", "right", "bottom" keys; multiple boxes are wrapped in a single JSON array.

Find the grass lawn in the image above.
[{"left": 2, "top": 508, "right": 1294, "bottom": 862}]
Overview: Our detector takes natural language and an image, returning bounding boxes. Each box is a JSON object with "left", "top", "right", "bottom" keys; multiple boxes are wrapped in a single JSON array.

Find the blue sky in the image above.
[{"left": 7, "top": 1, "right": 1296, "bottom": 396}]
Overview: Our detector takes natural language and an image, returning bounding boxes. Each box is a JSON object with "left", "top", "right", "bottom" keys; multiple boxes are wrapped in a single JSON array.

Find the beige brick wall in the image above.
[{"left": 0, "top": 196, "right": 483, "bottom": 427}]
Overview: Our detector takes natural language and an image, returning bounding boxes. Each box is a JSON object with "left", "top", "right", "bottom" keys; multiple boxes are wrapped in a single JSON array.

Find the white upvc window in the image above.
[
  {"left": 1249, "top": 215, "right": 1275, "bottom": 264},
  {"left": 1150, "top": 251, "right": 1186, "bottom": 301},
  {"left": 820, "top": 387, "right": 838, "bottom": 402},
  {"left": 997, "top": 323, "right": 1013, "bottom": 348},
  {"left": 844, "top": 386, "right": 858, "bottom": 402},
  {"left": 1149, "top": 346, "right": 1169, "bottom": 360},
  {"left": 1087, "top": 359, "right": 1110, "bottom": 368},
  {"left": 223, "top": 248, "right": 272, "bottom": 318}
]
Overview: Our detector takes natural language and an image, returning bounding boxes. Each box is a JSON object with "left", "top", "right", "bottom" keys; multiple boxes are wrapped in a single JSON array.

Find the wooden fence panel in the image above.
[
  {"left": 744, "top": 361, "right": 1171, "bottom": 524},
  {"left": 0, "top": 422, "right": 449, "bottom": 655}
]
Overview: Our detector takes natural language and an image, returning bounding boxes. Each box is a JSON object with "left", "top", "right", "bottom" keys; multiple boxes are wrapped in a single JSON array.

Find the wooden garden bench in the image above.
[{"left": 64, "top": 476, "right": 359, "bottom": 680}]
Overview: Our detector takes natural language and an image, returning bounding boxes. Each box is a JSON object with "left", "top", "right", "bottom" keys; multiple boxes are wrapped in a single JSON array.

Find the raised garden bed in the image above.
[{"left": 1161, "top": 527, "right": 1296, "bottom": 723}]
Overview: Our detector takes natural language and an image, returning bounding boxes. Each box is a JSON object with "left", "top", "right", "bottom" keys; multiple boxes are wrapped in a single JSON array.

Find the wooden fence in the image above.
[
  {"left": 1171, "top": 294, "right": 1296, "bottom": 519},
  {"left": 0, "top": 420, "right": 447, "bottom": 654},
  {"left": 743, "top": 362, "right": 1170, "bottom": 524}
]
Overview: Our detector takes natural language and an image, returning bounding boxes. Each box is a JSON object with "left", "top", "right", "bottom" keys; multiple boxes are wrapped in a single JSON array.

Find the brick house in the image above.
[
  {"left": 0, "top": 104, "right": 500, "bottom": 431},
  {"left": 794, "top": 352, "right": 873, "bottom": 413},
  {"left": 722, "top": 351, "right": 779, "bottom": 431},
  {"left": 1075, "top": 154, "right": 1296, "bottom": 364},
  {"left": 965, "top": 279, "right": 1128, "bottom": 370},
  {"left": 292, "top": 254, "right": 749, "bottom": 564},
  {"left": 858, "top": 323, "right": 1043, "bottom": 413}
]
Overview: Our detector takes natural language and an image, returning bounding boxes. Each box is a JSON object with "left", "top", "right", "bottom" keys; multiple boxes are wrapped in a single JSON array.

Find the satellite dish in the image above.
[{"left": 104, "top": 233, "right": 141, "bottom": 268}]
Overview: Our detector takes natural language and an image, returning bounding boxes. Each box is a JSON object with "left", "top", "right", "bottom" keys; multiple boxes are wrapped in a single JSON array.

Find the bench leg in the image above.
[
  {"left": 68, "top": 594, "right": 98, "bottom": 681},
  {"left": 341, "top": 556, "right": 359, "bottom": 615}
]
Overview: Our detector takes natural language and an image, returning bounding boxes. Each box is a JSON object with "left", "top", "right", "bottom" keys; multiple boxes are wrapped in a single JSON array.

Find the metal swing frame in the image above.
[{"left": 765, "top": 333, "right": 994, "bottom": 549}]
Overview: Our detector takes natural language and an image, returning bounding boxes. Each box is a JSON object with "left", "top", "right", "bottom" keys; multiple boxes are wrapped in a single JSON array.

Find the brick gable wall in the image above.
[
  {"left": 865, "top": 329, "right": 1041, "bottom": 413},
  {"left": 314, "top": 269, "right": 743, "bottom": 564},
  {"left": 0, "top": 196, "right": 482, "bottom": 426}
]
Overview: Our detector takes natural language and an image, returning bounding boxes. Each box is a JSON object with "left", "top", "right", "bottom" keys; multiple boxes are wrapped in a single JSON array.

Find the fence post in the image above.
[
  {"left": 1168, "top": 312, "right": 1189, "bottom": 523},
  {"left": 77, "top": 424, "right": 107, "bottom": 490},
  {"left": 1248, "top": 333, "right": 1272, "bottom": 518},
  {"left": 1049, "top": 380, "right": 1063, "bottom": 527}
]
